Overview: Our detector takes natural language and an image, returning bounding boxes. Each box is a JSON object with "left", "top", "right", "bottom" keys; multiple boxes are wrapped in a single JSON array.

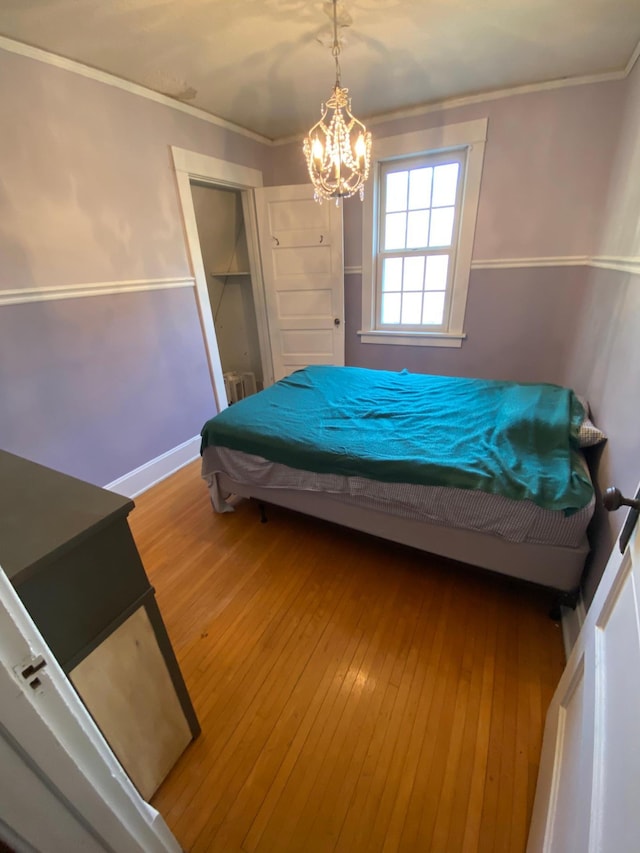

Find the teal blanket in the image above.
[{"left": 200, "top": 366, "right": 592, "bottom": 514}]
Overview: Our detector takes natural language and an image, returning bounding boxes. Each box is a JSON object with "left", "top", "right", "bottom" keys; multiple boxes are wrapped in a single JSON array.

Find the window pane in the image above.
[
  {"left": 406, "top": 210, "right": 430, "bottom": 248},
  {"left": 429, "top": 207, "right": 455, "bottom": 247},
  {"left": 381, "top": 293, "right": 401, "bottom": 324},
  {"left": 382, "top": 257, "right": 403, "bottom": 291},
  {"left": 385, "top": 171, "right": 408, "bottom": 213},
  {"left": 425, "top": 255, "right": 449, "bottom": 290},
  {"left": 401, "top": 292, "right": 422, "bottom": 324},
  {"left": 432, "top": 163, "right": 459, "bottom": 207},
  {"left": 403, "top": 256, "right": 425, "bottom": 291},
  {"left": 422, "top": 292, "right": 445, "bottom": 325},
  {"left": 408, "top": 167, "right": 432, "bottom": 210},
  {"left": 385, "top": 212, "right": 407, "bottom": 250}
]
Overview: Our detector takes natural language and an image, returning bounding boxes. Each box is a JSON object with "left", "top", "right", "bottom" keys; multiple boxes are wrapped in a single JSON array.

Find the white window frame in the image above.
[{"left": 360, "top": 118, "right": 487, "bottom": 348}]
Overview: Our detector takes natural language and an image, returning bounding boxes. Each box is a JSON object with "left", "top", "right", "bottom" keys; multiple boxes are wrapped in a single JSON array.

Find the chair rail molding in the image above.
[
  {"left": 0, "top": 277, "right": 195, "bottom": 306},
  {"left": 471, "top": 255, "right": 640, "bottom": 276}
]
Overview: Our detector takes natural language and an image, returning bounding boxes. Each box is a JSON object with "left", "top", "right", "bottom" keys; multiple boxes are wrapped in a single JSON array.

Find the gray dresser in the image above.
[{"left": 0, "top": 449, "right": 199, "bottom": 799}]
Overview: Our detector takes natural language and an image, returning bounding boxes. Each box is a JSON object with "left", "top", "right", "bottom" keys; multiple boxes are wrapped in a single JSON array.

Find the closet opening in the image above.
[{"left": 190, "top": 181, "right": 265, "bottom": 405}]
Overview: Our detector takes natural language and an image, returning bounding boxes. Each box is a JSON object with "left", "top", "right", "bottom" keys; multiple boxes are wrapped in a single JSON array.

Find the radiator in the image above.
[{"left": 223, "top": 371, "right": 257, "bottom": 404}]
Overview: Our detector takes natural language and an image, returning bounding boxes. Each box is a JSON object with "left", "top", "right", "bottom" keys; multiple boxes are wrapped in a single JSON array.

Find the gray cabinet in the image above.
[{"left": 0, "top": 450, "right": 199, "bottom": 799}]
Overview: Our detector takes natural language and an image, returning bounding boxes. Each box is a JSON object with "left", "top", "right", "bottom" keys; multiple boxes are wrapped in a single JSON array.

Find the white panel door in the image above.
[
  {"left": 527, "top": 487, "right": 640, "bottom": 853},
  {"left": 254, "top": 185, "right": 344, "bottom": 381}
]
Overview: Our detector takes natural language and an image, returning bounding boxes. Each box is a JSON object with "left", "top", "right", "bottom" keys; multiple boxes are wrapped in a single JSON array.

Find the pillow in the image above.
[
  {"left": 579, "top": 417, "right": 607, "bottom": 447},
  {"left": 575, "top": 394, "right": 607, "bottom": 447}
]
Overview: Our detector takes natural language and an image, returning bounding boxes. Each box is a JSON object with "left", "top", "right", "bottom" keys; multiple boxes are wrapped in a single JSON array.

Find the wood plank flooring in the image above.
[{"left": 129, "top": 460, "right": 565, "bottom": 853}]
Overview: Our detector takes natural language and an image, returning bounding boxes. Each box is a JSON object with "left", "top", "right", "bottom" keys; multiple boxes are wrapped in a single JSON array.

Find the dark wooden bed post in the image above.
[
  {"left": 257, "top": 501, "right": 268, "bottom": 523},
  {"left": 549, "top": 588, "right": 580, "bottom": 621}
]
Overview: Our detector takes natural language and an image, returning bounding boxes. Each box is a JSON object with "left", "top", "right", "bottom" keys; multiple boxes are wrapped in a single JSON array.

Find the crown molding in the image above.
[
  {"left": 625, "top": 37, "right": 640, "bottom": 77},
  {"left": 0, "top": 277, "right": 194, "bottom": 307},
  {"left": 274, "top": 68, "right": 627, "bottom": 146},
  {"left": 274, "top": 37, "right": 640, "bottom": 146},
  {"left": 1, "top": 30, "right": 638, "bottom": 153},
  {"left": 363, "top": 71, "right": 626, "bottom": 132},
  {"left": 0, "top": 35, "right": 272, "bottom": 145}
]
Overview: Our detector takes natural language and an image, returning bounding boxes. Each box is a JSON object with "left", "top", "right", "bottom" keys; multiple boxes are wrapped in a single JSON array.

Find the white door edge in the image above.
[
  {"left": 527, "top": 487, "right": 640, "bottom": 853},
  {"left": 0, "top": 566, "right": 181, "bottom": 853}
]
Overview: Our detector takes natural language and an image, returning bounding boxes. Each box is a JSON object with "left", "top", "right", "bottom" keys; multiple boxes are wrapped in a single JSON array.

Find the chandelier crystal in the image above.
[{"left": 303, "top": 0, "right": 372, "bottom": 203}]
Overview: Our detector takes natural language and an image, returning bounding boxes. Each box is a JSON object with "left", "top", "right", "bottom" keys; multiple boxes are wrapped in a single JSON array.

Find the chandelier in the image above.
[{"left": 303, "top": 0, "right": 372, "bottom": 202}]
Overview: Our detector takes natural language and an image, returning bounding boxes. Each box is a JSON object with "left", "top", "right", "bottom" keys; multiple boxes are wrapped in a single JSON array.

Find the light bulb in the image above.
[{"left": 312, "top": 137, "right": 324, "bottom": 165}]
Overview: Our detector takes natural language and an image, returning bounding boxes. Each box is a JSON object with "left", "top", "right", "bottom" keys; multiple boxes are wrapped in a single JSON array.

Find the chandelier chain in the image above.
[{"left": 331, "top": 0, "right": 341, "bottom": 85}]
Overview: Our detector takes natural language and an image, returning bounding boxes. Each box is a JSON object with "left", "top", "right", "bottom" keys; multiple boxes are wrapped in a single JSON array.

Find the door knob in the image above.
[
  {"left": 603, "top": 487, "right": 640, "bottom": 512},
  {"left": 604, "top": 486, "right": 640, "bottom": 554},
  {"left": 334, "top": 318, "right": 341, "bottom": 326}
]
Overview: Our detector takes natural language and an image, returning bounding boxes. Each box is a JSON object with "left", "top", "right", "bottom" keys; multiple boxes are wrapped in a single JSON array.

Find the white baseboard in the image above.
[
  {"left": 561, "top": 594, "right": 587, "bottom": 660},
  {"left": 105, "top": 435, "right": 200, "bottom": 498}
]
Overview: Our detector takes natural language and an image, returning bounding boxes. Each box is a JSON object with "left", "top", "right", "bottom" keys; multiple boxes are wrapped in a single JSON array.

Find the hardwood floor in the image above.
[{"left": 129, "top": 460, "right": 565, "bottom": 853}]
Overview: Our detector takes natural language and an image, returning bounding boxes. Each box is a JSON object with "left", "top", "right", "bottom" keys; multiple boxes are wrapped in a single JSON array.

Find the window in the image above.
[
  {"left": 360, "top": 119, "right": 487, "bottom": 347},
  {"left": 378, "top": 153, "right": 465, "bottom": 330}
]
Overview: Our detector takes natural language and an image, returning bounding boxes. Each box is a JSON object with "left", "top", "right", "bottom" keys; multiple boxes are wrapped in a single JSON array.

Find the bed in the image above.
[{"left": 200, "top": 365, "right": 602, "bottom": 595}]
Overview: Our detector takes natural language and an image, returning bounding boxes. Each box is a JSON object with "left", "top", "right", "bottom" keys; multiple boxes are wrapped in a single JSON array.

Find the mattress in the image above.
[
  {"left": 202, "top": 445, "right": 595, "bottom": 549},
  {"left": 201, "top": 366, "right": 594, "bottom": 515}
]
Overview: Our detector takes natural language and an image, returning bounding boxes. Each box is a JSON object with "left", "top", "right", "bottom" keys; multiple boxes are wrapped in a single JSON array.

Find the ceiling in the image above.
[{"left": 1, "top": 0, "right": 639, "bottom": 140}]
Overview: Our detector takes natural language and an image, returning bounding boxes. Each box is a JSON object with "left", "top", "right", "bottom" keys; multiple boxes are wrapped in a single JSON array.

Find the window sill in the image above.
[{"left": 357, "top": 330, "right": 466, "bottom": 348}]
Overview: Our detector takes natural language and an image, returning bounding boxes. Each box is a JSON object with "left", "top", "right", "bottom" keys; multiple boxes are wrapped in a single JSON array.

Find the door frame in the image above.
[{"left": 171, "top": 146, "right": 274, "bottom": 412}]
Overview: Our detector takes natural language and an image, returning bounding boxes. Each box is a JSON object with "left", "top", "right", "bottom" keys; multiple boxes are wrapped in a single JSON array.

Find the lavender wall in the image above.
[
  {"left": 272, "top": 80, "right": 625, "bottom": 383},
  {"left": 564, "top": 59, "right": 640, "bottom": 605},
  {"left": 0, "top": 46, "right": 270, "bottom": 484},
  {"left": 0, "top": 289, "right": 214, "bottom": 485},
  {"left": 598, "top": 57, "right": 640, "bottom": 259},
  {"left": 345, "top": 267, "right": 586, "bottom": 386},
  {"left": 0, "top": 50, "right": 270, "bottom": 291},
  {"left": 272, "top": 81, "right": 625, "bottom": 259},
  {"left": 564, "top": 267, "right": 640, "bottom": 603}
]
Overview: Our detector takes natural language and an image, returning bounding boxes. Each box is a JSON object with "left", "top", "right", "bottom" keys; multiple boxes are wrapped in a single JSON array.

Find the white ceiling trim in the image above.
[
  {"left": 274, "top": 69, "right": 626, "bottom": 146},
  {"left": 0, "top": 34, "right": 272, "bottom": 145},
  {"left": 365, "top": 70, "right": 626, "bottom": 128},
  {"left": 2, "top": 32, "right": 638, "bottom": 148},
  {"left": 625, "top": 37, "right": 640, "bottom": 76}
]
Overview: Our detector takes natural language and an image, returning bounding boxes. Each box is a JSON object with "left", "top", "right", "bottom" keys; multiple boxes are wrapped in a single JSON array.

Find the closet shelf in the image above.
[{"left": 209, "top": 271, "right": 251, "bottom": 277}]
